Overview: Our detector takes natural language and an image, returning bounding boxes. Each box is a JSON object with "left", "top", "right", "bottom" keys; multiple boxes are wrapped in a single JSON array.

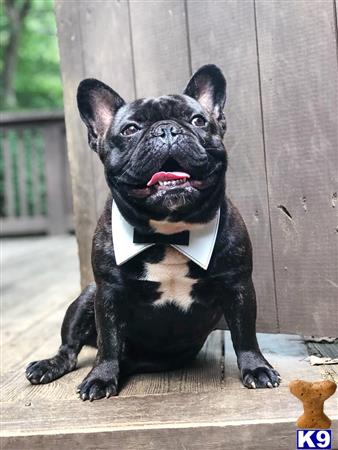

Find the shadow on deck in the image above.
[{"left": 1, "top": 236, "right": 337, "bottom": 449}]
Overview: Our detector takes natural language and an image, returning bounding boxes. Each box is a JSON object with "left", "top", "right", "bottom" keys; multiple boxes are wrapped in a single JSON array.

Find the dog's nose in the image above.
[{"left": 152, "top": 122, "right": 182, "bottom": 143}]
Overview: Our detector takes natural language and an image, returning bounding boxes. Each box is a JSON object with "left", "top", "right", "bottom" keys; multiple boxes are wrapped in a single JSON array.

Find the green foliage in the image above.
[{"left": 0, "top": 0, "right": 63, "bottom": 110}]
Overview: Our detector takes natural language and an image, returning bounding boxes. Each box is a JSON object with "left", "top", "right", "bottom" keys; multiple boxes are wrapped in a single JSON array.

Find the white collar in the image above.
[{"left": 111, "top": 201, "right": 220, "bottom": 270}]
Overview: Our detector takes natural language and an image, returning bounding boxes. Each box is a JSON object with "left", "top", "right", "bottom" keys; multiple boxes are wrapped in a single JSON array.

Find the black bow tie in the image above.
[{"left": 133, "top": 229, "right": 190, "bottom": 245}]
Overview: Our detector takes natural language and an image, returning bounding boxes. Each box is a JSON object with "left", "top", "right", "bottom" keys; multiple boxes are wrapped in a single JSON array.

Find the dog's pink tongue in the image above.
[{"left": 147, "top": 171, "right": 190, "bottom": 187}]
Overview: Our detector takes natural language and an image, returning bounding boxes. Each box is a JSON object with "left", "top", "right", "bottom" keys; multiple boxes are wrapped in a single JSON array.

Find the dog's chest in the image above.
[{"left": 140, "top": 247, "right": 196, "bottom": 312}]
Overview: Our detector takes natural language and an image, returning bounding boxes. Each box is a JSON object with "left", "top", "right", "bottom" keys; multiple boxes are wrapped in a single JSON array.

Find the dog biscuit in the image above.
[{"left": 289, "top": 379, "right": 337, "bottom": 429}]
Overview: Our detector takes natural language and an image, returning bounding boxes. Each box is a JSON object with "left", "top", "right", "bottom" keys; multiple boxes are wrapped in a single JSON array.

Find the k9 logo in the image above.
[{"left": 297, "top": 430, "right": 332, "bottom": 449}]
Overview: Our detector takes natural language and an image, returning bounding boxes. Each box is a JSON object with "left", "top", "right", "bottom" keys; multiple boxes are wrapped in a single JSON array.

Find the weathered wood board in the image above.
[
  {"left": 255, "top": 0, "right": 338, "bottom": 336},
  {"left": 55, "top": 0, "right": 338, "bottom": 336},
  {"left": 55, "top": 1, "right": 135, "bottom": 287},
  {"left": 129, "top": 0, "right": 190, "bottom": 97},
  {"left": 187, "top": 0, "right": 278, "bottom": 332},
  {"left": 2, "top": 236, "right": 338, "bottom": 449}
]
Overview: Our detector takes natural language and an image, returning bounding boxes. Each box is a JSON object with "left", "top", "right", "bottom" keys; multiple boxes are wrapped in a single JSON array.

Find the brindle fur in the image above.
[{"left": 26, "top": 65, "right": 280, "bottom": 401}]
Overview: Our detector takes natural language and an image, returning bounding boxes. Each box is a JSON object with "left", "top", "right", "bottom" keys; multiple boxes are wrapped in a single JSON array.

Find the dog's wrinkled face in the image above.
[{"left": 77, "top": 65, "right": 227, "bottom": 224}]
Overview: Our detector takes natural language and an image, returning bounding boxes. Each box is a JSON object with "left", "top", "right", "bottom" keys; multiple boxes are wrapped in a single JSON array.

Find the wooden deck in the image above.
[{"left": 1, "top": 236, "right": 338, "bottom": 449}]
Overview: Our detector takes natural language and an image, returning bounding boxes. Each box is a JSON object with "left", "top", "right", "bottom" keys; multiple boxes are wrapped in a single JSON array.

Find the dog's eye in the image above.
[
  {"left": 190, "top": 115, "right": 207, "bottom": 127},
  {"left": 121, "top": 124, "right": 140, "bottom": 136}
]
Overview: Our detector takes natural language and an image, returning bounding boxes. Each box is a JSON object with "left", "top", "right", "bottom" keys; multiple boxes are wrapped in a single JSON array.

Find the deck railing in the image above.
[{"left": 0, "top": 110, "right": 73, "bottom": 235}]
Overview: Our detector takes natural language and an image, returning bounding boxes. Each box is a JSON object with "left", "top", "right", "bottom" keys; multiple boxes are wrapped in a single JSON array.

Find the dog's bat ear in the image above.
[
  {"left": 77, "top": 79, "right": 125, "bottom": 152},
  {"left": 183, "top": 64, "right": 226, "bottom": 119}
]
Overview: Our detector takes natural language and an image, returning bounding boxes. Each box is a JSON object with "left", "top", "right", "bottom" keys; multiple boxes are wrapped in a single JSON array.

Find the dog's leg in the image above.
[
  {"left": 26, "top": 283, "right": 97, "bottom": 384},
  {"left": 222, "top": 277, "right": 281, "bottom": 389},
  {"left": 77, "top": 282, "right": 125, "bottom": 401}
]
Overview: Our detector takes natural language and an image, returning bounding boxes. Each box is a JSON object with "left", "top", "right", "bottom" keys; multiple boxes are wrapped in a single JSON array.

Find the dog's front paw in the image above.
[
  {"left": 77, "top": 361, "right": 119, "bottom": 401},
  {"left": 26, "top": 355, "right": 75, "bottom": 384},
  {"left": 238, "top": 351, "right": 281, "bottom": 389}
]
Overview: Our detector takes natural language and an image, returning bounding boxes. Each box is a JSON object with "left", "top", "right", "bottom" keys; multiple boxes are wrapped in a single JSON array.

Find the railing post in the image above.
[{"left": 43, "top": 123, "right": 68, "bottom": 234}]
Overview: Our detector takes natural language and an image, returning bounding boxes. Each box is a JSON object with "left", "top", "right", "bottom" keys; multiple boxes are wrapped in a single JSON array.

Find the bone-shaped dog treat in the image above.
[{"left": 289, "top": 379, "right": 337, "bottom": 429}]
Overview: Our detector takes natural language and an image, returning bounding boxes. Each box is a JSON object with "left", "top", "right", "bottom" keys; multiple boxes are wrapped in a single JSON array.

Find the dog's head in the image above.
[{"left": 77, "top": 65, "right": 227, "bottom": 231}]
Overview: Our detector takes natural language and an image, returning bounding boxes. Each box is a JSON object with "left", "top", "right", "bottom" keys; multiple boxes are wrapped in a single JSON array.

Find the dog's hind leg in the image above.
[{"left": 26, "top": 282, "right": 97, "bottom": 384}]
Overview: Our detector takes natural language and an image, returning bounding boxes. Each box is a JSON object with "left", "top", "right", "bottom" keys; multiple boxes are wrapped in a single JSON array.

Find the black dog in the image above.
[{"left": 26, "top": 65, "right": 280, "bottom": 401}]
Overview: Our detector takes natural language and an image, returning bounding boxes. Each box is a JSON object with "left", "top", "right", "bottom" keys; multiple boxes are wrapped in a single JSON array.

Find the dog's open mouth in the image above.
[
  {"left": 147, "top": 171, "right": 190, "bottom": 189},
  {"left": 127, "top": 158, "right": 214, "bottom": 198}
]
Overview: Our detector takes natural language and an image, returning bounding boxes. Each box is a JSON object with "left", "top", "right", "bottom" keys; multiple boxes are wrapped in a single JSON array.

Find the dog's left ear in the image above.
[
  {"left": 77, "top": 79, "right": 125, "bottom": 152},
  {"left": 183, "top": 64, "right": 226, "bottom": 119}
]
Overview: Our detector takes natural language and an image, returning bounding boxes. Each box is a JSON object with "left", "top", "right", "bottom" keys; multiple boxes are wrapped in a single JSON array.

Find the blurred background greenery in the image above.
[
  {"left": 1, "top": 1, "right": 67, "bottom": 224},
  {"left": 1, "top": 0, "right": 63, "bottom": 111}
]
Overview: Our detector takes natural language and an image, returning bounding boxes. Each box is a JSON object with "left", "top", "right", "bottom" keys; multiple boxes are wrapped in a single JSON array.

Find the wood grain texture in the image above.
[
  {"left": 2, "top": 132, "right": 15, "bottom": 217},
  {"left": 129, "top": 0, "right": 191, "bottom": 97},
  {"left": 255, "top": 0, "right": 338, "bottom": 336},
  {"left": 31, "top": 130, "right": 43, "bottom": 215},
  {"left": 3, "top": 237, "right": 338, "bottom": 449},
  {"left": 55, "top": 0, "right": 135, "bottom": 287},
  {"left": 2, "top": 391, "right": 337, "bottom": 449},
  {"left": 55, "top": 0, "right": 337, "bottom": 336},
  {"left": 186, "top": 0, "right": 278, "bottom": 332},
  {"left": 16, "top": 130, "right": 28, "bottom": 217},
  {"left": 77, "top": 1, "right": 136, "bottom": 216},
  {"left": 3, "top": 421, "right": 338, "bottom": 450},
  {"left": 43, "top": 125, "right": 68, "bottom": 234},
  {"left": 119, "top": 330, "right": 224, "bottom": 396},
  {"left": 55, "top": 1, "right": 98, "bottom": 287}
]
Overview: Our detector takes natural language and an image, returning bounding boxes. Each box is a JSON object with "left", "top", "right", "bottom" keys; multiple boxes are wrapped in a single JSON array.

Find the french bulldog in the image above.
[{"left": 25, "top": 64, "right": 280, "bottom": 401}]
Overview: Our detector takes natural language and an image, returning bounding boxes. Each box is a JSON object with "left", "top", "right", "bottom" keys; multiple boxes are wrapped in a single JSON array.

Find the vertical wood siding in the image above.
[{"left": 55, "top": 0, "right": 338, "bottom": 336}]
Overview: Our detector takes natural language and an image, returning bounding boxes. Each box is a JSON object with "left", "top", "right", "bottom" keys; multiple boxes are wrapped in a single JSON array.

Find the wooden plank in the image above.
[
  {"left": 55, "top": 0, "right": 135, "bottom": 287},
  {"left": 1, "top": 332, "right": 223, "bottom": 403},
  {"left": 187, "top": 0, "right": 278, "bottom": 332},
  {"left": 255, "top": 0, "right": 338, "bottom": 336},
  {"left": 306, "top": 340, "right": 338, "bottom": 383},
  {"left": 43, "top": 124, "right": 68, "bottom": 234},
  {"left": 129, "top": 0, "right": 191, "bottom": 97},
  {"left": 55, "top": 1, "right": 98, "bottom": 286},
  {"left": 3, "top": 235, "right": 338, "bottom": 449},
  {"left": 0, "top": 109, "right": 64, "bottom": 125},
  {"left": 2, "top": 235, "right": 79, "bottom": 349},
  {"left": 2, "top": 132, "right": 15, "bottom": 217},
  {"left": 2, "top": 420, "right": 338, "bottom": 450},
  {"left": 16, "top": 130, "right": 28, "bottom": 217},
  {"left": 31, "top": 129, "right": 43, "bottom": 216},
  {"left": 120, "top": 330, "right": 224, "bottom": 396},
  {"left": 77, "top": 1, "right": 135, "bottom": 218},
  {"left": 0, "top": 216, "right": 48, "bottom": 236},
  {"left": 2, "top": 389, "right": 337, "bottom": 447}
]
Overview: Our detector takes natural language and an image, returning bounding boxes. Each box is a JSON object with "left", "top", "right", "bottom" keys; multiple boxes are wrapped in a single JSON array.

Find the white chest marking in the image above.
[{"left": 142, "top": 247, "right": 196, "bottom": 312}]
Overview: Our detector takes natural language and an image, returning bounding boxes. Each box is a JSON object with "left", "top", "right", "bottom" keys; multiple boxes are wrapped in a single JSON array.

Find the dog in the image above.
[{"left": 26, "top": 64, "right": 280, "bottom": 401}]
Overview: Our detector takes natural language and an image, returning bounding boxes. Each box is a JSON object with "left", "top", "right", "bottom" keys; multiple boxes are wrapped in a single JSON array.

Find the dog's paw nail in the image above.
[
  {"left": 81, "top": 393, "right": 87, "bottom": 401},
  {"left": 105, "top": 386, "right": 116, "bottom": 398},
  {"left": 251, "top": 381, "right": 256, "bottom": 389},
  {"left": 274, "top": 382, "right": 278, "bottom": 387},
  {"left": 267, "top": 381, "right": 273, "bottom": 388}
]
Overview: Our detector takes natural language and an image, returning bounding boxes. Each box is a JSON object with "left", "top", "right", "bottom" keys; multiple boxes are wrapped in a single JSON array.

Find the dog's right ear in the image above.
[{"left": 77, "top": 79, "right": 125, "bottom": 152}]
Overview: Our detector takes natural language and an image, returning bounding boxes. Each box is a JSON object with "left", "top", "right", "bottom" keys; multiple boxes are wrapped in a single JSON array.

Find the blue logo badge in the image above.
[{"left": 297, "top": 429, "right": 332, "bottom": 449}]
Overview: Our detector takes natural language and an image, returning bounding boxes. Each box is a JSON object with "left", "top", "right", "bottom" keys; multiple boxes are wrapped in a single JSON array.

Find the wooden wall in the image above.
[{"left": 55, "top": 0, "right": 338, "bottom": 336}]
